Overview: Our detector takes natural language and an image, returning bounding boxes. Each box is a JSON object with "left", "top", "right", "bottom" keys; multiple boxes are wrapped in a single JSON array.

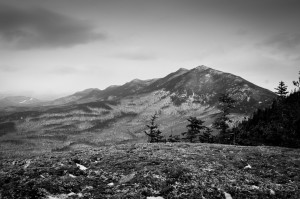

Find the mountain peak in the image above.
[
  {"left": 177, "top": 68, "right": 189, "bottom": 72},
  {"left": 193, "top": 65, "right": 210, "bottom": 71},
  {"left": 130, "top": 78, "right": 143, "bottom": 83}
]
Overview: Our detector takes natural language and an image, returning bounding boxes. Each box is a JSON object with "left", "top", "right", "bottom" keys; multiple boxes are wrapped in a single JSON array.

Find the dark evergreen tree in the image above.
[
  {"left": 275, "top": 81, "right": 288, "bottom": 99},
  {"left": 199, "top": 127, "right": 213, "bottom": 143},
  {"left": 144, "top": 113, "right": 165, "bottom": 143},
  {"left": 233, "top": 89, "right": 300, "bottom": 148},
  {"left": 182, "top": 116, "right": 206, "bottom": 143},
  {"left": 213, "top": 93, "right": 236, "bottom": 143},
  {"left": 167, "top": 134, "right": 181, "bottom": 142}
]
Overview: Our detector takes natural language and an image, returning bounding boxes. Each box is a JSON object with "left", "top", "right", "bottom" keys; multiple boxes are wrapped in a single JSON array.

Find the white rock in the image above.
[
  {"left": 147, "top": 197, "right": 164, "bottom": 199},
  {"left": 47, "top": 196, "right": 59, "bottom": 199},
  {"left": 68, "top": 192, "right": 76, "bottom": 196},
  {"left": 270, "top": 189, "right": 275, "bottom": 195},
  {"left": 69, "top": 174, "right": 76, "bottom": 178},
  {"left": 76, "top": 163, "right": 87, "bottom": 171},
  {"left": 244, "top": 164, "right": 252, "bottom": 169},
  {"left": 24, "top": 160, "right": 31, "bottom": 169},
  {"left": 119, "top": 172, "right": 136, "bottom": 184},
  {"left": 224, "top": 192, "right": 233, "bottom": 199},
  {"left": 251, "top": 185, "right": 259, "bottom": 190},
  {"left": 107, "top": 182, "right": 114, "bottom": 186}
]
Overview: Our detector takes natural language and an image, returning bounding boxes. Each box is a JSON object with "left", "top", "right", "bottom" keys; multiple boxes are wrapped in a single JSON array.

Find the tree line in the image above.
[
  {"left": 144, "top": 71, "right": 300, "bottom": 148},
  {"left": 144, "top": 92, "right": 236, "bottom": 144}
]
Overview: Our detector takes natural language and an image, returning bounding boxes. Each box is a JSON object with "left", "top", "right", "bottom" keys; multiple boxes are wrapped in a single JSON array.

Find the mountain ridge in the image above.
[{"left": 48, "top": 65, "right": 275, "bottom": 110}]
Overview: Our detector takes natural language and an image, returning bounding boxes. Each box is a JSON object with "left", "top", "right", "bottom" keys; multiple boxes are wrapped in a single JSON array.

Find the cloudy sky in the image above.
[{"left": 0, "top": 0, "right": 299, "bottom": 99}]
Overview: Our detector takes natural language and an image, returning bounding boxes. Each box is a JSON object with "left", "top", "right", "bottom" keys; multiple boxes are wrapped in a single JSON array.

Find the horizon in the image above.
[{"left": 1, "top": 0, "right": 300, "bottom": 100}]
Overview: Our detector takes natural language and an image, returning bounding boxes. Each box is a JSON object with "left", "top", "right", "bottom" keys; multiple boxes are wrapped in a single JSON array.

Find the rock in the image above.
[
  {"left": 69, "top": 174, "right": 76, "bottom": 178},
  {"left": 147, "top": 197, "right": 164, "bottom": 199},
  {"left": 224, "top": 192, "right": 233, "bottom": 199},
  {"left": 119, "top": 172, "right": 136, "bottom": 184},
  {"left": 83, "top": 186, "right": 93, "bottom": 190},
  {"left": 47, "top": 196, "right": 59, "bottom": 199},
  {"left": 68, "top": 192, "right": 76, "bottom": 196},
  {"left": 270, "top": 189, "right": 275, "bottom": 195},
  {"left": 107, "top": 182, "right": 114, "bottom": 186},
  {"left": 24, "top": 160, "right": 31, "bottom": 169},
  {"left": 251, "top": 185, "right": 259, "bottom": 190},
  {"left": 244, "top": 164, "right": 252, "bottom": 169},
  {"left": 76, "top": 163, "right": 87, "bottom": 171}
]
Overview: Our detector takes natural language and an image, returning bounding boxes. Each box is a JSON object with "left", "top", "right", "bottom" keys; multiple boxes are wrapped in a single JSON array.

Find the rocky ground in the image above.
[{"left": 0, "top": 143, "right": 300, "bottom": 199}]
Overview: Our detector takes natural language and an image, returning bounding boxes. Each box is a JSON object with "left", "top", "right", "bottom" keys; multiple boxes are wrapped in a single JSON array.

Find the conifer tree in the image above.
[
  {"left": 144, "top": 113, "right": 165, "bottom": 143},
  {"left": 213, "top": 93, "right": 236, "bottom": 143},
  {"left": 167, "top": 134, "right": 181, "bottom": 142},
  {"left": 199, "top": 127, "right": 213, "bottom": 143},
  {"left": 182, "top": 116, "right": 206, "bottom": 143},
  {"left": 275, "top": 81, "right": 288, "bottom": 98}
]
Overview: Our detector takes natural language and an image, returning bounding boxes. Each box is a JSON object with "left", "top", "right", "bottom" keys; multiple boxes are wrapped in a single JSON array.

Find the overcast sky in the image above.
[{"left": 0, "top": 0, "right": 300, "bottom": 99}]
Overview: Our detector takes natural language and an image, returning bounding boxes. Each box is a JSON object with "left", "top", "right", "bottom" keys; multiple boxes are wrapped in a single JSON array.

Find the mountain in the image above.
[
  {"left": 50, "top": 65, "right": 275, "bottom": 112},
  {"left": 0, "top": 96, "right": 40, "bottom": 107},
  {"left": 0, "top": 65, "right": 277, "bottom": 153},
  {"left": 143, "top": 65, "right": 275, "bottom": 112},
  {"left": 49, "top": 88, "right": 102, "bottom": 105}
]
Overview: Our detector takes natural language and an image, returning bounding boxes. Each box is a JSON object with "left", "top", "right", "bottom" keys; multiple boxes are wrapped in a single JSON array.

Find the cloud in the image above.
[
  {"left": 0, "top": 3, "right": 106, "bottom": 49},
  {"left": 117, "top": 52, "right": 156, "bottom": 61},
  {"left": 236, "top": 28, "right": 248, "bottom": 36},
  {"left": 258, "top": 33, "right": 300, "bottom": 60},
  {"left": 262, "top": 33, "right": 300, "bottom": 51},
  {"left": 0, "top": 65, "right": 20, "bottom": 72},
  {"left": 115, "top": 46, "right": 157, "bottom": 61},
  {"left": 49, "top": 66, "right": 81, "bottom": 75}
]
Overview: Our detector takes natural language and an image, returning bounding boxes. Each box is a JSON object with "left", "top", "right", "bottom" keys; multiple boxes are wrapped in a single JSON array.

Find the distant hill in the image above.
[
  {"left": 0, "top": 96, "right": 40, "bottom": 107},
  {"left": 49, "top": 88, "right": 102, "bottom": 105}
]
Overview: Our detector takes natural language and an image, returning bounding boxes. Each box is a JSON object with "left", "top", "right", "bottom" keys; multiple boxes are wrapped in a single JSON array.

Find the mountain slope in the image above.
[
  {"left": 149, "top": 65, "right": 275, "bottom": 112},
  {"left": 50, "top": 88, "right": 102, "bottom": 105}
]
